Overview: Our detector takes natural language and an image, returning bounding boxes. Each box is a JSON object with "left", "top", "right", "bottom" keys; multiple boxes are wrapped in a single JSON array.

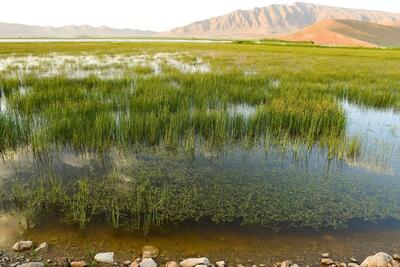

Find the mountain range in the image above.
[
  {"left": 1, "top": 2, "right": 400, "bottom": 47},
  {"left": 0, "top": 22, "right": 156, "bottom": 38},
  {"left": 165, "top": 2, "right": 400, "bottom": 38}
]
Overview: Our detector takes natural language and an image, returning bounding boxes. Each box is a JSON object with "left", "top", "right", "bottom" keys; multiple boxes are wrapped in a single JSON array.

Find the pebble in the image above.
[
  {"left": 180, "top": 258, "right": 211, "bottom": 267},
  {"left": 17, "top": 263, "right": 44, "bottom": 267},
  {"left": 393, "top": 254, "right": 400, "bottom": 261},
  {"left": 131, "top": 262, "right": 139, "bottom": 267},
  {"left": 123, "top": 260, "right": 132, "bottom": 266},
  {"left": 350, "top": 258, "right": 358, "bottom": 263},
  {"left": 139, "top": 258, "right": 157, "bottom": 267},
  {"left": 34, "top": 243, "right": 48, "bottom": 252},
  {"left": 70, "top": 260, "right": 88, "bottom": 267},
  {"left": 216, "top": 261, "right": 225, "bottom": 267},
  {"left": 322, "top": 253, "right": 330, "bottom": 259},
  {"left": 348, "top": 264, "right": 359, "bottom": 267},
  {"left": 280, "top": 260, "right": 292, "bottom": 267},
  {"left": 166, "top": 261, "right": 179, "bottom": 267},
  {"left": 321, "top": 258, "right": 334, "bottom": 265},
  {"left": 94, "top": 252, "right": 114, "bottom": 264},
  {"left": 12, "top": 241, "right": 33, "bottom": 252}
]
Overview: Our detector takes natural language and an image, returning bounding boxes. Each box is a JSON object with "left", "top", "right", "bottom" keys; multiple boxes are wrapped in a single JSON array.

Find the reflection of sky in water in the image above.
[{"left": 342, "top": 100, "right": 400, "bottom": 176}]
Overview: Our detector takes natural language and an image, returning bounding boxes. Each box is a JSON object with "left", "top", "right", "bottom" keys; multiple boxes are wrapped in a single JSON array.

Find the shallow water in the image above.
[
  {"left": 2, "top": 214, "right": 400, "bottom": 265},
  {"left": 1, "top": 60, "right": 400, "bottom": 262},
  {"left": 0, "top": 53, "right": 211, "bottom": 78}
]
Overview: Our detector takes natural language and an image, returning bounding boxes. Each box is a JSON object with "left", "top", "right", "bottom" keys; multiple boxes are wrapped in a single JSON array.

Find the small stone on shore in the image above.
[
  {"left": 216, "top": 261, "right": 225, "bottom": 267},
  {"left": 34, "top": 243, "right": 48, "bottom": 252},
  {"left": 94, "top": 252, "right": 114, "bottom": 264},
  {"left": 17, "top": 263, "right": 44, "bottom": 267},
  {"left": 123, "top": 260, "right": 132, "bottom": 266},
  {"left": 139, "top": 258, "right": 157, "bottom": 267},
  {"left": 322, "top": 253, "right": 330, "bottom": 259},
  {"left": 12, "top": 241, "right": 33, "bottom": 252},
  {"left": 180, "top": 258, "right": 211, "bottom": 267},
  {"left": 166, "top": 261, "right": 179, "bottom": 267},
  {"left": 321, "top": 258, "right": 334, "bottom": 265},
  {"left": 70, "top": 260, "right": 87, "bottom": 267}
]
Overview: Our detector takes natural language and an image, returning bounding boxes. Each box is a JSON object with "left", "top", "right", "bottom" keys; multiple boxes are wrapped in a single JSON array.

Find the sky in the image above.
[{"left": 2, "top": 0, "right": 400, "bottom": 32}]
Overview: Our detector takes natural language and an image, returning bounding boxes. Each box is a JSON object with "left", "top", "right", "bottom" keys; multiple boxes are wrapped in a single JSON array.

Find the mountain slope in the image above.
[
  {"left": 0, "top": 22, "right": 156, "bottom": 38},
  {"left": 279, "top": 19, "right": 400, "bottom": 47},
  {"left": 164, "top": 2, "right": 400, "bottom": 38}
]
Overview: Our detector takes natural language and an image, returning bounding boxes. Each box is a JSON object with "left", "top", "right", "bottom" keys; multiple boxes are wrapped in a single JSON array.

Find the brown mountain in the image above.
[
  {"left": 0, "top": 22, "right": 156, "bottom": 38},
  {"left": 279, "top": 19, "right": 400, "bottom": 47},
  {"left": 164, "top": 2, "right": 400, "bottom": 38}
]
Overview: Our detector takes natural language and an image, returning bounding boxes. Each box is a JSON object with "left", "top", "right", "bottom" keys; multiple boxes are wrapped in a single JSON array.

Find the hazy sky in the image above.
[{"left": 2, "top": 0, "right": 400, "bottom": 32}]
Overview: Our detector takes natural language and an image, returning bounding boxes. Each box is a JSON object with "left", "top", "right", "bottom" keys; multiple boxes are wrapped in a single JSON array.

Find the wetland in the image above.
[{"left": 0, "top": 41, "right": 399, "bottom": 265}]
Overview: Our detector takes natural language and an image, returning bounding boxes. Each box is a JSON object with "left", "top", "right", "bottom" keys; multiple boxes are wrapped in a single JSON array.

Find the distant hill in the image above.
[
  {"left": 278, "top": 19, "right": 400, "bottom": 47},
  {"left": 0, "top": 22, "right": 156, "bottom": 38},
  {"left": 164, "top": 2, "right": 400, "bottom": 38}
]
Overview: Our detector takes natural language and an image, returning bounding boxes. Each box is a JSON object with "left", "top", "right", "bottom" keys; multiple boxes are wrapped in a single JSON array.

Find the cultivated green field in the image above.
[{"left": 0, "top": 42, "right": 399, "bottom": 233}]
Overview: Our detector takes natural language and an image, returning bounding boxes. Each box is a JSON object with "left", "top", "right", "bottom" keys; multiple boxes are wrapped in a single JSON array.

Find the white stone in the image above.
[
  {"left": 180, "top": 258, "right": 211, "bottom": 267},
  {"left": 361, "top": 253, "right": 400, "bottom": 267},
  {"left": 12, "top": 241, "right": 33, "bottom": 251},
  {"left": 139, "top": 258, "right": 157, "bottom": 267},
  {"left": 216, "top": 261, "right": 225, "bottom": 267},
  {"left": 17, "top": 263, "right": 44, "bottom": 267},
  {"left": 34, "top": 243, "right": 48, "bottom": 252},
  {"left": 94, "top": 252, "right": 114, "bottom": 264}
]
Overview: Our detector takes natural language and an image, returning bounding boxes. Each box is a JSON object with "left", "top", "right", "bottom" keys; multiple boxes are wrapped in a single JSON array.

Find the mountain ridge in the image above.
[
  {"left": 164, "top": 2, "right": 400, "bottom": 38},
  {"left": 0, "top": 22, "right": 156, "bottom": 38},
  {"left": 278, "top": 19, "right": 400, "bottom": 47}
]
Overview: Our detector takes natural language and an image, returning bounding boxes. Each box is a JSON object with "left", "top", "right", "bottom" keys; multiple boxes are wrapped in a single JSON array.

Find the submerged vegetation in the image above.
[{"left": 0, "top": 41, "right": 399, "bottom": 233}]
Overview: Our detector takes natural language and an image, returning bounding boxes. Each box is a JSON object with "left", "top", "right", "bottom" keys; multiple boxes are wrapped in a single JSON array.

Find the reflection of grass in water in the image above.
[
  {"left": 4, "top": 155, "right": 400, "bottom": 234},
  {"left": 346, "top": 136, "right": 362, "bottom": 160}
]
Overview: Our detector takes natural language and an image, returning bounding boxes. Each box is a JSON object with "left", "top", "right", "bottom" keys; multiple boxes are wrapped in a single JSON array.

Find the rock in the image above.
[
  {"left": 348, "top": 264, "right": 359, "bottom": 267},
  {"left": 361, "top": 253, "right": 400, "bottom": 267},
  {"left": 393, "top": 255, "right": 400, "bottom": 261},
  {"left": 180, "top": 258, "right": 211, "bottom": 267},
  {"left": 140, "top": 258, "right": 157, "bottom": 267},
  {"left": 12, "top": 241, "right": 33, "bottom": 252},
  {"left": 123, "top": 260, "right": 132, "bottom": 266},
  {"left": 70, "top": 261, "right": 87, "bottom": 267},
  {"left": 351, "top": 259, "right": 358, "bottom": 264},
  {"left": 131, "top": 262, "right": 139, "bottom": 267},
  {"left": 142, "top": 246, "right": 160, "bottom": 259},
  {"left": 281, "top": 261, "right": 292, "bottom": 267},
  {"left": 166, "top": 262, "right": 179, "bottom": 267},
  {"left": 321, "top": 258, "right": 334, "bottom": 265},
  {"left": 216, "top": 261, "right": 225, "bottom": 267},
  {"left": 340, "top": 263, "right": 347, "bottom": 267},
  {"left": 34, "top": 243, "right": 48, "bottom": 252},
  {"left": 17, "top": 263, "right": 44, "bottom": 267},
  {"left": 291, "top": 265, "right": 299, "bottom": 267},
  {"left": 179, "top": 258, "right": 211, "bottom": 267},
  {"left": 322, "top": 254, "right": 330, "bottom": 259},
  {"left": 94, "top": 252, "right": 114, "bottom": 264}
]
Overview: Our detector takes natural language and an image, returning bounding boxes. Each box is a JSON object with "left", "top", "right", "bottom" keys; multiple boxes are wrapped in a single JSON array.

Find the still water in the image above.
[{"left": 0, "top": 101, "right": 399, "bottom": 264}]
